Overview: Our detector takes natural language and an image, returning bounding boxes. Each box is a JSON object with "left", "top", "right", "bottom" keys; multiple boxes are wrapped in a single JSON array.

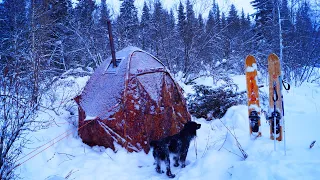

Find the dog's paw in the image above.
[
  {"left": 181, "top": 164, "right": 186, "bottom": 168},
  {"left": 156, "top": 167, "right": 163, "bottom": 174},
  {"left": 173, "top": 163, "right": 180, "bottom": 167},
  {"left": 166, "top": 172, "right": 175, "bottom": 178}
]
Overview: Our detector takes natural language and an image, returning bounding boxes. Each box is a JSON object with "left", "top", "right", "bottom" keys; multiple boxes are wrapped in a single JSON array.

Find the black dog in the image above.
[{"left": 150, "top": 121, "right": 201, "bottom": 178}]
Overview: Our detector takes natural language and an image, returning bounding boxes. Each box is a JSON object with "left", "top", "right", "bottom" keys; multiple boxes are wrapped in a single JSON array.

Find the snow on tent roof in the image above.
[{"left": 79, "top": 46, "right": 165, "bottom": 120}]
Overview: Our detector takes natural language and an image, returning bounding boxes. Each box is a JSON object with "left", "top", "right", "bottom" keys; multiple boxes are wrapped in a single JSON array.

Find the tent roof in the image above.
[{"left": 79, "top": 46, "right": 166, "bottom": 120}]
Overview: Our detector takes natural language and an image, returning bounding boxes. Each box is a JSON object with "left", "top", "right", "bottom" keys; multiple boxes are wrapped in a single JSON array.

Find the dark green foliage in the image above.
[
  {"left": 151, "top": 0, "right": 165, "bottom": 54},
  {"left": 148, "top": 0, "right": 178, "bottom": 73},
  {"left": 95, "top": 0, "right": 111, "bottom": 65},
  {"left": 100, "top": 0, "right": 110, "bottom": 26},
  {"left": 1, "top": 0, "right": 319, "bottom": 89},
  {"left": 75, "top": 0, "right": 96, "bottom": 28},
  {"left": 227, "top": 4, "right": 240, "bottom": 36},
  {"left": 117, "top": 0, "right": 139, "bottom": 49},
  {"left": 187, "top": 84, "right": 246, "bottom": 120},
  {"left": 0, "top": 0, "right": 29, "bottom": 72},
  {"left": 177, "top": 1, "right": 186, "bottom": 37},
  {"left": 251, "top": 0, "right": 276, "bottom": 40},
  {"left": 140, "top": 2, "right": 151, "bottom": 50},
  {"left": 250, "top": 0, "right": 279, "bottom": 64}
]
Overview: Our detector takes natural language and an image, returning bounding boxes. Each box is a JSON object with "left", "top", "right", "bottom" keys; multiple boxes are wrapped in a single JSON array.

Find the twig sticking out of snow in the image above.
[
  {"left": 218, "top": 119, "right": 248, "bottom": 160},
  {"left": 310, "top": 140, "right": 316, "bottom": 149},
  {"left": 218, "top": 133, "right": 228, "bottom": 151},
  {"left": 194, "top": 138, "right": 198, "bottom": 159},
  {"left": 202, "top": 130, "right": 211, "bottom": 158},
  {"left": 65, "top": 169, "right": 79, "bottom": 179},
  {"left": 201, "top": 124, "right": 225, "bottom": 158}
]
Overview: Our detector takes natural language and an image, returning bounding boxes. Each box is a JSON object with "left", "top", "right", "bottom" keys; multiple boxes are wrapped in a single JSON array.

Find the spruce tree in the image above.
[
  {"left": 205, "top": 0, "right": 223, "bottom": 64},
  {"left": 213, "top": 0, "right": 221, "bottom": 33},
  {"left": 50, "top": 0, "right": 73, "bottom": 72},
  {"left": 96, "top": 0, "right": 111, "bottom": 64},
  {"left": 149, "top": 0, "right": 178, "bottom": 72},
  {"left": 177, "top": 1, "right": 186, "bottom": 38},
  {"left": 221, "top": 12, "right": 226, "bottom": 30},
  {"left": 206, "top": 0, "right": 220, "bottom": 35},
  {"left": 206, "top": 10, "right": 215, "bottom": 34},
  {"left": 164, "top": 9, "right": 179, "bottom": 72},
  {"left": 151, "top": 0, "right": 164, "bottom": 55},
  {"left": 227, "top": 4, "right": 240, "bottom": 37},
  {"left": 72, "top": 0, "right": 98, "bottom": 67},
  {"left": 280, "top": 0, "right": 294, "bottom": 79},
  {"left": 176, "top": 1, "right": 186, "bottom": 72},
  {"left": 0, "top": 0, "right": 28, "bottom": 71},
  {"left": 185, "top": 0, "right": 196, "bottom": 48},
  {"left": 251, "top": 0, "right": 279, "bottom": 65},
  {"left": 292, "top": 1, "right": 314, "bottom": 82},
  {"left": 140, "top": 2, "right": 151, "bottom": 50},
  {"left": 225, "top": 4, "right": 242, "bottom": 72},
  {"left": 117, "top": 0, "right": 139, "bottom": 49},
  {"left": 198, "top": 14, "right": 205, "bottom": 31},
  {"left": 182, "top": 0, "right": 198, "bottom": 77},
  {"left": 75, "top": 0, "right": 96, "bottom": 28},
  {"left": 100, "top": 0, "right": 110, "bottom": 26}
]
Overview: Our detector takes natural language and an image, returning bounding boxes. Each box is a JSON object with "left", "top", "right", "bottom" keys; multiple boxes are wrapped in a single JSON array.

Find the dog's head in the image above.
[{"left": 182, "top": 121, "right": 201, "bottom": 136}]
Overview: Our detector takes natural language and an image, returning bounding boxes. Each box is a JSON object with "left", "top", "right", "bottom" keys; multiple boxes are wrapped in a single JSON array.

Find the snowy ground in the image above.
[{"left": 18, "top": 74, "right": 320, "bottom": 180}]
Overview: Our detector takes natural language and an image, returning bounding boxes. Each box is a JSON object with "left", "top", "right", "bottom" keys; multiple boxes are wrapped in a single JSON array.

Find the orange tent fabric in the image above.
[{"left": 75, "top": 47, "right": 191, "bottom": 153}]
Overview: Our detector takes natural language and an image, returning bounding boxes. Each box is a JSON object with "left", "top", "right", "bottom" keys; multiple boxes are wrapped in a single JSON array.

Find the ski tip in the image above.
[
  {"left": 268, "top": 53, "right": 279, "bottom": 60},
  {"left": 246, "top": 54, "right": 254, "bottom": 59},
  {"left": 246, "top": 54, "right": 256, "bottom": 62},
  {"left": 245, "top": 55, "right": 256, "bottom": 64}
]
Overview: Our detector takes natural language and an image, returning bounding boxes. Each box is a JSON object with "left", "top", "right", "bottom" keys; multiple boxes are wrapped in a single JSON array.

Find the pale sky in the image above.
[
  {"left": 1, "top": 0, "right": 318, "bottom": 19},
  {"left": 89, "top": 0, "right": 255, "bottom": 19},
  {"left": 0, "top": 0, "right": 254, "bottom": 19}
]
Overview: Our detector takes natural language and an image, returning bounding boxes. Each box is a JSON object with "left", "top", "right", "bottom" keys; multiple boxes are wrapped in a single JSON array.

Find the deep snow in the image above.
[{"left": 17, "top": 73, "right": 320, "bottom": 180}]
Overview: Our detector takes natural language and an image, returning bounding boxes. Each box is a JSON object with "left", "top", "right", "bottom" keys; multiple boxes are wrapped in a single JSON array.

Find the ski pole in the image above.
[
  {"left": 273, "top": 81, "right": 278, "bottom": 151},
  {"left": 279, "top": 76, "right": 286, "bottom": 155},
  {"left": 279, "top": 77, "right": 290, "bottom": 155}
]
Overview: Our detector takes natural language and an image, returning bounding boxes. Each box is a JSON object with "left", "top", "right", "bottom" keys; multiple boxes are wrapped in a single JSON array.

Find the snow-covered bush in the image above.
[
  {"left": 0, "top": 68, "right": 40, "bottom": 179},
  {"left": 187, "top": 83, "right": 246, "bottom": 120}
]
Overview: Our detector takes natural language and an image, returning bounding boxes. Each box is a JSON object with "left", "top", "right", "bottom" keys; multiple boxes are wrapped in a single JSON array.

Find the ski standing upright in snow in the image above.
[
  {"left": 268, "top": 54, "right": 283, "bottom": 142},
  {"left": 245, "top": 55, "right": 261, "bottom": 139}
]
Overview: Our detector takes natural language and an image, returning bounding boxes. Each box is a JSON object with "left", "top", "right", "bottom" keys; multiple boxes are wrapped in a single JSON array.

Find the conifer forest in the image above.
[{"left": 0, "top": 0, "right": 319, "bottom": 179}]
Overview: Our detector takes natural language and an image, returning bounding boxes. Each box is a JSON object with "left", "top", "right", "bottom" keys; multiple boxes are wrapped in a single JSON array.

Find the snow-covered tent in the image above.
[{"left": 74, "top": 46, "right": 191, "bottom": 153}]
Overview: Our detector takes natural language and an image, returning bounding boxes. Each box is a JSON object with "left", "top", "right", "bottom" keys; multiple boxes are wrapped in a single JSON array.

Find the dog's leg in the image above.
[
  {"left": 180, "top": 149, "right": 189, "bottom": 168},
  {"left": 155, "top": 158, "right": 163, "bottom": 174},
  {"left": 173, "top": 156, "right": 180, "bottom": 167},
  {"left": 165, "top": 156, "right": 175, "bottom": 178}
]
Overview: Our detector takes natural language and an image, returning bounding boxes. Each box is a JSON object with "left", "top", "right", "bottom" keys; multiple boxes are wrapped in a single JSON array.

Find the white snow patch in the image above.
[
  {"left": 246, "top": 63, "right": 258, "bottom": 72},
  {"left": 215, "top": 61, "right": 221, "bottom": 67},
  {"left": 84, "top": 115, "right": 97, "bottom": 121},
  {"left": 137, "top": 72, "right": 162, "bottom": 102},
  {"left": 248, "top": 104, "right": 261, "bottom": 112}
]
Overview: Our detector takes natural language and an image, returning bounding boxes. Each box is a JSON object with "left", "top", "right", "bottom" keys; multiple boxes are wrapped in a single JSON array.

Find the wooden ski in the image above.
[
  {"left": 245, "top": 55, "right": 261, "bottom": 138},
  {"left": 268, "top": 53, "right": 283, "bottom": 141}
]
